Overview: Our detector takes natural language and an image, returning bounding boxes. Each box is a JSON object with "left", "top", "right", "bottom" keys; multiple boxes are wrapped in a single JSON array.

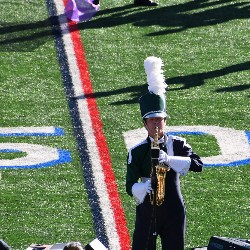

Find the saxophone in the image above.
[{"left": 150, "top": 127, "right": 170, "bottom": 206}]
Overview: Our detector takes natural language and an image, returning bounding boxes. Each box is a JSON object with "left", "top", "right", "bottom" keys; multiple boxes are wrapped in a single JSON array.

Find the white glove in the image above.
[
  {"left": 158, "top": 150, "right": 170, "bottom": 167},
  {"left": 132, "top": 180, "right": 152, "bottom": 205},
  {"left": 144, "top": 180, "right": 152, "bottom": 193},
  {"left": 159, "top": 149, "right": 191, "bottom": 175},
  {"left": 167, "top": 156, "right": 191, "bottom": 175}
]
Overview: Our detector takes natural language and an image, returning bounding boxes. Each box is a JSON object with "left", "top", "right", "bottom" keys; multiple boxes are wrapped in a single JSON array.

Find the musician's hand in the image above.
[
  {"left": 132, "top": 180, "right": 152, "bottom": 204},
  {"left": 158, "top": 150, "right": 170, "bottom": 167},
  {"left": 144, "top": 180, "right": 152, "bottom": 193}
]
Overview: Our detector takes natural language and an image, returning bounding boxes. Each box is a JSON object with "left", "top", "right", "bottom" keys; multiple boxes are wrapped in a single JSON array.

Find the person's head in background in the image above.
[{"left": 63, "top": 242, "right": 84, "bottom": 250}]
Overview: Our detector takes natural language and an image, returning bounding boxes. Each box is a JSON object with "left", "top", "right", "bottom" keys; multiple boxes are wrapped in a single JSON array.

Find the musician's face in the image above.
[{"left": 144, "top": 117, "right": 166, "bottom": 138}]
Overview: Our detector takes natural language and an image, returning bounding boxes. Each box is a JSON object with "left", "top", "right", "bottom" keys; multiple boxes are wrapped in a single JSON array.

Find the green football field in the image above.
[{"left": 0, "top": 0, "right": 249, "bottom": 249}]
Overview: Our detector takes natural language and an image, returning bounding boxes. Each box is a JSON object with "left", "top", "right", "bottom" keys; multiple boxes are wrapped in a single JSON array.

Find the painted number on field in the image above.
[
  {"left": 0, "top": 127, "right": 71, "bottom": 169},
  {"left": 123, "top": 125, "right": 250, "bottom": 167}
]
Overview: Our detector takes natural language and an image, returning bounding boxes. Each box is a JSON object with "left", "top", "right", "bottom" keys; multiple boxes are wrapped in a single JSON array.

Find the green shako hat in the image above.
[{"left": 139, "top": 56, "right": 168, "bottom": 119}]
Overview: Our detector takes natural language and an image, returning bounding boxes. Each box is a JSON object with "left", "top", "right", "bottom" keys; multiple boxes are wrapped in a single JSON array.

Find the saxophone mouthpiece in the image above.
[{"left": 152, "top": 126, "right": 160, "bottom": 159}]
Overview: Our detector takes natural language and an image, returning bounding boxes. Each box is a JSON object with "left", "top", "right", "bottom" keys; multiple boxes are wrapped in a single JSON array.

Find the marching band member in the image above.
[{"left": 126, "top": 56, "right": 203, "bottom": 250}]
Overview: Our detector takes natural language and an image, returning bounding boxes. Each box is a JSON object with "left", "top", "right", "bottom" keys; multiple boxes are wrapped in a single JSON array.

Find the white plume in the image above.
[{"left": 144, "top": 56, "right": 167, "bottom": 95}]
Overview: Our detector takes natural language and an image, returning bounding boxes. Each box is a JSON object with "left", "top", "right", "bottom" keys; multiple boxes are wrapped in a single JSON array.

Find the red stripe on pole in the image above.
[{"left": 63, "top": 2, "right": 131, "bottom": 249}]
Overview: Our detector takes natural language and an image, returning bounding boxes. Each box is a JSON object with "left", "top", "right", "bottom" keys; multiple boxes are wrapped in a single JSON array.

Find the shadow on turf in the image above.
[
  {"left": 79, "top": 0, "right": 250, "bottom": 36},
  {"left": 82, "top": 61, "right": 250, "bottom": 105},
  {"left": 1, "top": 0, "right": 249, "bottom": 100},
  {"left": 0, "top": 0, "right": 249, "bottom": 51},
  {"left": 0, "top": 17, "right": 56, "bottom": 52}
]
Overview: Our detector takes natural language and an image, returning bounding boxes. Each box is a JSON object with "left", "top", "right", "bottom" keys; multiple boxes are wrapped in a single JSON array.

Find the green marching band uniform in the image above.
[{"left": 126, "top": 56, "right": 203, "bottom": 250}]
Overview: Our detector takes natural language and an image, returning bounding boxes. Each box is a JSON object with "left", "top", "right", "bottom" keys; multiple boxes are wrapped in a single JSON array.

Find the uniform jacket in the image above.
[{"left": 126, "top": 133, "right": 203, "bottom": 198}]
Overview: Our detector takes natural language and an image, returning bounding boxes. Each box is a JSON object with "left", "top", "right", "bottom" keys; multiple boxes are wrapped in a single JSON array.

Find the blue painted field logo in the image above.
[
  {"left": 0, "top": 127, "right": 71, "bottom": 169},
  {"left": 123, "top": 125, "right": 250, "bottom": 167}
]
